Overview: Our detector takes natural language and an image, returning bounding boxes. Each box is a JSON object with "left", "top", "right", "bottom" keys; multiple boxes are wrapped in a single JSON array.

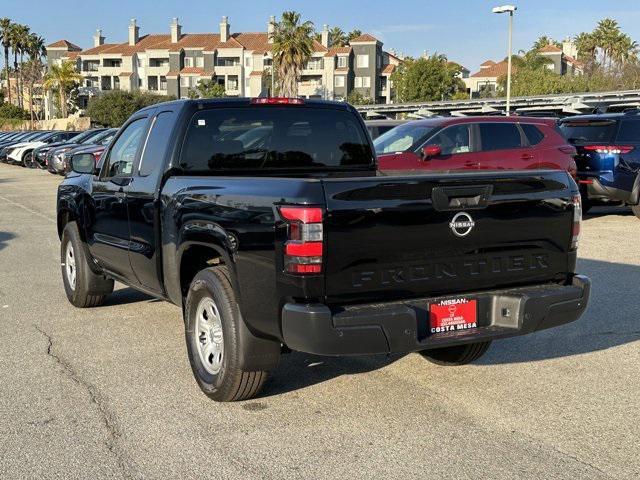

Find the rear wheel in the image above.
[
  {"left": 419, "top": 341, "right": 491, "bottom": 366},
  {"left": 184, "top": 267, "right": 276, "bottom": 402},
  {"left": 61, "top": 222, "right": 114, "bottom": 307}
]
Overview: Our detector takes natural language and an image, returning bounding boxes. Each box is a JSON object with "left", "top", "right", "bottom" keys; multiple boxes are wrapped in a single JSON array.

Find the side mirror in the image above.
[
  {"left": 70, "top": 153, "right": 96, "bottom": 174},
  {"left": 421, "top": 144, "right": 442, "bottom": 160}
]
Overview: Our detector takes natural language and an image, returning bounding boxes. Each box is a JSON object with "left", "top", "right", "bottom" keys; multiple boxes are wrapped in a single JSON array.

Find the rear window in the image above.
[
  {"left": 616, "top": 120, "right": 640, "bottom": 143},
  {"left": 559, "top": 120, "right": 617, "bottom": 144},
  {"left": 374, "top": 123, "right": 437, "bottom": 154},
  {"left": 521, "top": 124, "right": 545, "bottom": 145},
  {"left": 479, "top": 123, "right": 523, "bottom": 151},
  {"left": 179, "top": 106, "right": 372, "bottom": 171}
]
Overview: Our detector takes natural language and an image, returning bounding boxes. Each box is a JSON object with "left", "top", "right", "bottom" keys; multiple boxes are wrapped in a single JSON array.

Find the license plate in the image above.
[{"left": 429, "top": 298, "right": 478, "bottom": 334}]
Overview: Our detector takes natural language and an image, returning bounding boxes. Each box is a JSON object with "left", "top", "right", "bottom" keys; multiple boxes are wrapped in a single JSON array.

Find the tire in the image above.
[
  {"left": 632, "top": 205, "right": 640, "bottom": 220},
  {"left": 419, "top": 341, "right": 491, "bottom": 366},
  {"left": 23, "top": 151, "right": 36, "bottom": 168},
  {"left": 184, "top": 266, "right": 273, "bottom": 402},
  {"left": 61, "top": 222, "right": 114, "bottom": 308}
]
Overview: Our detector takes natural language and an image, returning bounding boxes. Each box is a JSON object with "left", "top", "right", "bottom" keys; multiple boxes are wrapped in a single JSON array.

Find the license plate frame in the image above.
[{"left": 429, "top": 297, "right": 478, "bottom": 335}]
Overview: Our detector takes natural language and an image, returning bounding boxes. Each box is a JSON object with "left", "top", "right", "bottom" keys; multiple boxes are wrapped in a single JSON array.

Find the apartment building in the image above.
[
  {"left": 44, "top": 16, "right": 400, "bottom": 117},
  {"left": 463, "top": 39, "right": 583, "bottom": 98}
]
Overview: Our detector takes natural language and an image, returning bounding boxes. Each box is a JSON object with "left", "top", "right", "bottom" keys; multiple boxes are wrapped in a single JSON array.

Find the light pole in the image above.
[{"left": 492, "top": 5, "right": 517, "bottom": 115}]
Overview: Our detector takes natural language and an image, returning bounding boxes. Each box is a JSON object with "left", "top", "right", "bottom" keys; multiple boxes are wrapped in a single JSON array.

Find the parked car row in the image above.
[
  {"left": 366, "top": 111, "right": 640, "bottom": 218},
  {"left": 0, "top": 127, "right": 117, "bottom": 174}
]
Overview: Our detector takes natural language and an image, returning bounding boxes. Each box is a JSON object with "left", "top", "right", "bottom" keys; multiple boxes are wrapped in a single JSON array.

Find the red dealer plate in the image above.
[{"left": 429, "top": 298, "right": 478, "bottom": 334}]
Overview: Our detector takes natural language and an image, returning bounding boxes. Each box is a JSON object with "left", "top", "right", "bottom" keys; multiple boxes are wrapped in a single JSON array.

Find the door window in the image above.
[
  {"left": 139, "top": 111, "right": 176, "bottom": 176},
  {"left": 521, "top": 124, "right": 545, "bottom": 145},
  {"left": 479, "top": 123, "right": 523, "bottom": 151},
  {"left": 427, "top": 124, "right": 474, "bottom": 155},
  {"left": 103, "top": 118, "right": 147, "bottom": 178}
]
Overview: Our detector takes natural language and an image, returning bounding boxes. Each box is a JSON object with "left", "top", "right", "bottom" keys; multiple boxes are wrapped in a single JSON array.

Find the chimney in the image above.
[
  {"left": 267, "top": 15, "right": 275, "bottom": 44},
  {"left": 321, "top": 24, "right": 329, "bottom": 48},
  {"left": 220, "top": 16, "right": 230, "bottom": 43},
  {"left": 562, "top": 37, "right": 577, "bottom": 58},
  {"left": 93, "top": 29, "right": 105, "bottom": 47},
  {"left": 170, "top": 17, "right": 182, "bottom": 43},
  {"left": 128, "top": 18, "right": 139, "bottom": 46}
]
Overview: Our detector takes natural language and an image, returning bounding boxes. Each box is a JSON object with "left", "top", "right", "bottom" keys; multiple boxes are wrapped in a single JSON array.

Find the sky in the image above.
[{"left": 4, "top": 0, "right": 640, "bottom": 73}]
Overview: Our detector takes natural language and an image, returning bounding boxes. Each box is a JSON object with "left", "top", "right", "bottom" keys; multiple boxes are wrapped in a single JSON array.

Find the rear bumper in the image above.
[
  {"left": 281, "top": 275, "right": 590, "bottom": 356},
  {"left": 578, "top": 172, "right": 633, "bottom": 203}
]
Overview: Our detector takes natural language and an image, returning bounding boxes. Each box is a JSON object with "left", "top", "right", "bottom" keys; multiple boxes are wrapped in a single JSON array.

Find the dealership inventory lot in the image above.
[{"left": 0, "top": 164, "right": 638, "bottom": 479}]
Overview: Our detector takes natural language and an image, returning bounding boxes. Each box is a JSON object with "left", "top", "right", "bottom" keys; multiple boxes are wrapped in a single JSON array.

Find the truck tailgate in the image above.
[{"left": 321, "top": 170, "right": 576, "bottom": 306}]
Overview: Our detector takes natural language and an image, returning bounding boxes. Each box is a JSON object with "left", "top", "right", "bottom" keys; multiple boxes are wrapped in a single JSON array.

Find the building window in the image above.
[
  {"left": 137, "top": 57, "right": 143, "bottom": 68},
  {"left": 196, "top": 57, "right": 204, "bottom": 68},
  {"left": 356, "top": 55, "right": 369, "bottom": 68},
  {"left": 244, "top": 77, "right": 250, "bottom": 89},
  {"left": 184, "top": 57, "right": 193, "bottom": 68},
  {"left": 245, "top": 56, "right": 252, "bottom": 68},
  {"left": 334, "top": 76, "right": 345, "bottom": 87},
  {"left": 337, "top": 56, "right": 347, "bottom": 68},
  {"left": 227, "top": 76, "right": 238, "bottom": 90},
  {"left": 160, "top": 76, "right": 167, "bottom": 90},
  {"left": 138, "top": 78, "right": 142, "bottom": 88},
  {"left": 354, "top": 76, "right": 371, "bottom": 88}
]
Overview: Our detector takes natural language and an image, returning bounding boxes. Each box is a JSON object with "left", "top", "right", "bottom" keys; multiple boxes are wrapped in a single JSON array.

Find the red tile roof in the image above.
[
  {"left": 480, "top": 60, "right": 496, "bottom": 67},
  {"left": 249, "top": 70, "right": 264, "bottom": 76},
  {"left": 47, "top": 40, "right": 82, "bottom": 51},
  {"left": 180, "top": 67, "right": 206, "bottom": 75},
  {"left": 382, "top": 64, "right": 395, "bottom": 74},
  {"left": 118, "top": 71, "right": 133, "bottom": 77},
  {"left": 471, "top": 60, "right": 510, "bottom": 78},
  {"left": 325, "top": 46, "right": 351, "bottom": 57},
  {"left": 312, "top": 40, "right": 328, "bottom": 53},
  {"left": 349, "top": 34, "right": 378, "bottom": 43},
  {"left": 235, "top": 33, "right": 270, "bottom": 53},
  {"left": 538, "top": 44, "right": 562, "bottom": 53},
  {"left": 334, "top": 67, "right": 349, "bottom": 73}
]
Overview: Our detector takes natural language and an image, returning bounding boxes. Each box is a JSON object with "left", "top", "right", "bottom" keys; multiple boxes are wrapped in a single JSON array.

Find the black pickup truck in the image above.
[{"left": 58, "top": 97, "right": 590, "bottom": 402}]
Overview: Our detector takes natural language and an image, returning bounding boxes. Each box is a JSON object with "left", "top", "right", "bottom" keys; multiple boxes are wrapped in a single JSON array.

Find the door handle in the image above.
[{"left": 521, "top": 153, "right": 534, "bottom": 160}]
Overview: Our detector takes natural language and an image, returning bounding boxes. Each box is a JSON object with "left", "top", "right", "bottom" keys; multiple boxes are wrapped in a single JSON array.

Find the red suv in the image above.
[{"left": 375, "top": 116, "right": 577, "bottom": 176}]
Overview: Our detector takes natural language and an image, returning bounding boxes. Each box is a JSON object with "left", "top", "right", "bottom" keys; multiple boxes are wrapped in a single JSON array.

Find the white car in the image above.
[{"left": 7, "top": 131, "right": 76, "bottom": 166}]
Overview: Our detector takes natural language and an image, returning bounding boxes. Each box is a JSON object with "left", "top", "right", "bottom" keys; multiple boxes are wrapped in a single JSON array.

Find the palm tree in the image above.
[
  {"left": 347, "top": 29, "right": 362, "bottom": 43},
  {"left": 26, "top": 33, "right": 46, "bottom": 60},
  {"left": 532, "top": 36, "right": 560, "bottom": 51},
  {"left": 0, "top": 18, "right": 13, "bottom": 105},
  {"left": 43, "top": 60, "right": 81, "bottom": 118},
  {"left": 8, "top": 23, "right": 29, "bottom": 109},
  {"left": 329, "top": 27, "right": 348, "bottom": 47},
  {"left": 22, "top": 58, "right": 43, "bottom": 127},
  {"left": 270, "top": 11, "right": 314, "bottom": 97}
]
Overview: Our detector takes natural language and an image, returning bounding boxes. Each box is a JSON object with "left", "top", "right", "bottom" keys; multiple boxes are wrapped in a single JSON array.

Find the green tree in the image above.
[
  {"left": 346, "top": 91, "right": 373, "bottom": 105},
  {"left": 347, "top": 29, "right": 362, "bottom": 42},
  {"left": 21, "top": 58, "right": 43, "bottom": 127},
  {"left": 0, "top": 101, "right": 28, "bottom": 119},
  {"left": 391, "top": 54, "right": 465, "bottom": 102},
  {"left": 8, "top": 23, "right": 29, "bottom": 109},
  {"left": 270, "top": 11, "right": 314, "bottom": 97},
  {"left": 187, "top": 79, "right": 226, "bottom": 99},
  {"left": 531, "top": 36, "right": 561, "bottom": 51},
  {"left": 86, "top": 90, "right": 172, "bottom": 127},
  {"left": 43, "top": 60, "right": 82, "bottom": 118},
  {"left": 0, "top": 18, "right": 13, "bottom": 105}
]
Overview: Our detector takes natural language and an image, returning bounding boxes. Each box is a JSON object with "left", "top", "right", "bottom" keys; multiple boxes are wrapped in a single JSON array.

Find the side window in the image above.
[
  {"left": 479, "top": 123, "right": 523, "bottom": 151},
  {"left": 616, "top": 120, "right": 640, "bottom": 143},
  {"left": 521, "top": 124, "right": 545, "bottom": 145},
  {"left": 428, "top": 124, "right": 473, "bottom": 155},
  {"left": 139, "top": 111, "right": 176, "bottom": 176},
  {"left": 103, "top": 118, "right": 147, "bottom": 178}
]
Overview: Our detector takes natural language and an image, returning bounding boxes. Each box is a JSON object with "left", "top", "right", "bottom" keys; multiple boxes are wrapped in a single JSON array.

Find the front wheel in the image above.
[
  {"left": 419, "top": 341, "right": 491, "bottom": 366},
  {"left": 184, "top": 267, "right": 275, "bottom": 402},
  {"left": 61, "top": 223, "right": 114, "bottom": 307},
  {"left": 23, "top": 151, "right": 36, "bottom": 168}
]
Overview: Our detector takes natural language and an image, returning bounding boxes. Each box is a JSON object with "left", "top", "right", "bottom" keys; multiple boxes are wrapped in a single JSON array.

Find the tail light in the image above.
[
  {"left": 251, "top": 97, "right": 304, "bottom": 105},
  {"left": 570, "top": 194, "right": 581, "bottom": 251},
  {"left": 279, "top": 206, "right": 323, "bottom": 275},
  {"left": 583, "top": 145, "right": 634, "bottom": 154}
]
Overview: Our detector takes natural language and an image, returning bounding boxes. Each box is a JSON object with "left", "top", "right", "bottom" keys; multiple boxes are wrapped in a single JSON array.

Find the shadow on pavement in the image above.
[
  {"left": 584, "top": 205, "right": 633, "bottom": 219},
  {"left": 478, "top": 257, "right": 640, "bottom": 365},
  {"left": 0, "top": 231, "right": 16, "bottom": 251},
  {"left": 101, "top": 286, "right": 159, "bottom": 307}
]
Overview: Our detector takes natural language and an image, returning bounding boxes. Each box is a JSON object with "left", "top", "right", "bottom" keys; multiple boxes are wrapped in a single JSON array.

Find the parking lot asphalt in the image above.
[{"left": 0, "top": 163, "right": 638, "bottom": 480}]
